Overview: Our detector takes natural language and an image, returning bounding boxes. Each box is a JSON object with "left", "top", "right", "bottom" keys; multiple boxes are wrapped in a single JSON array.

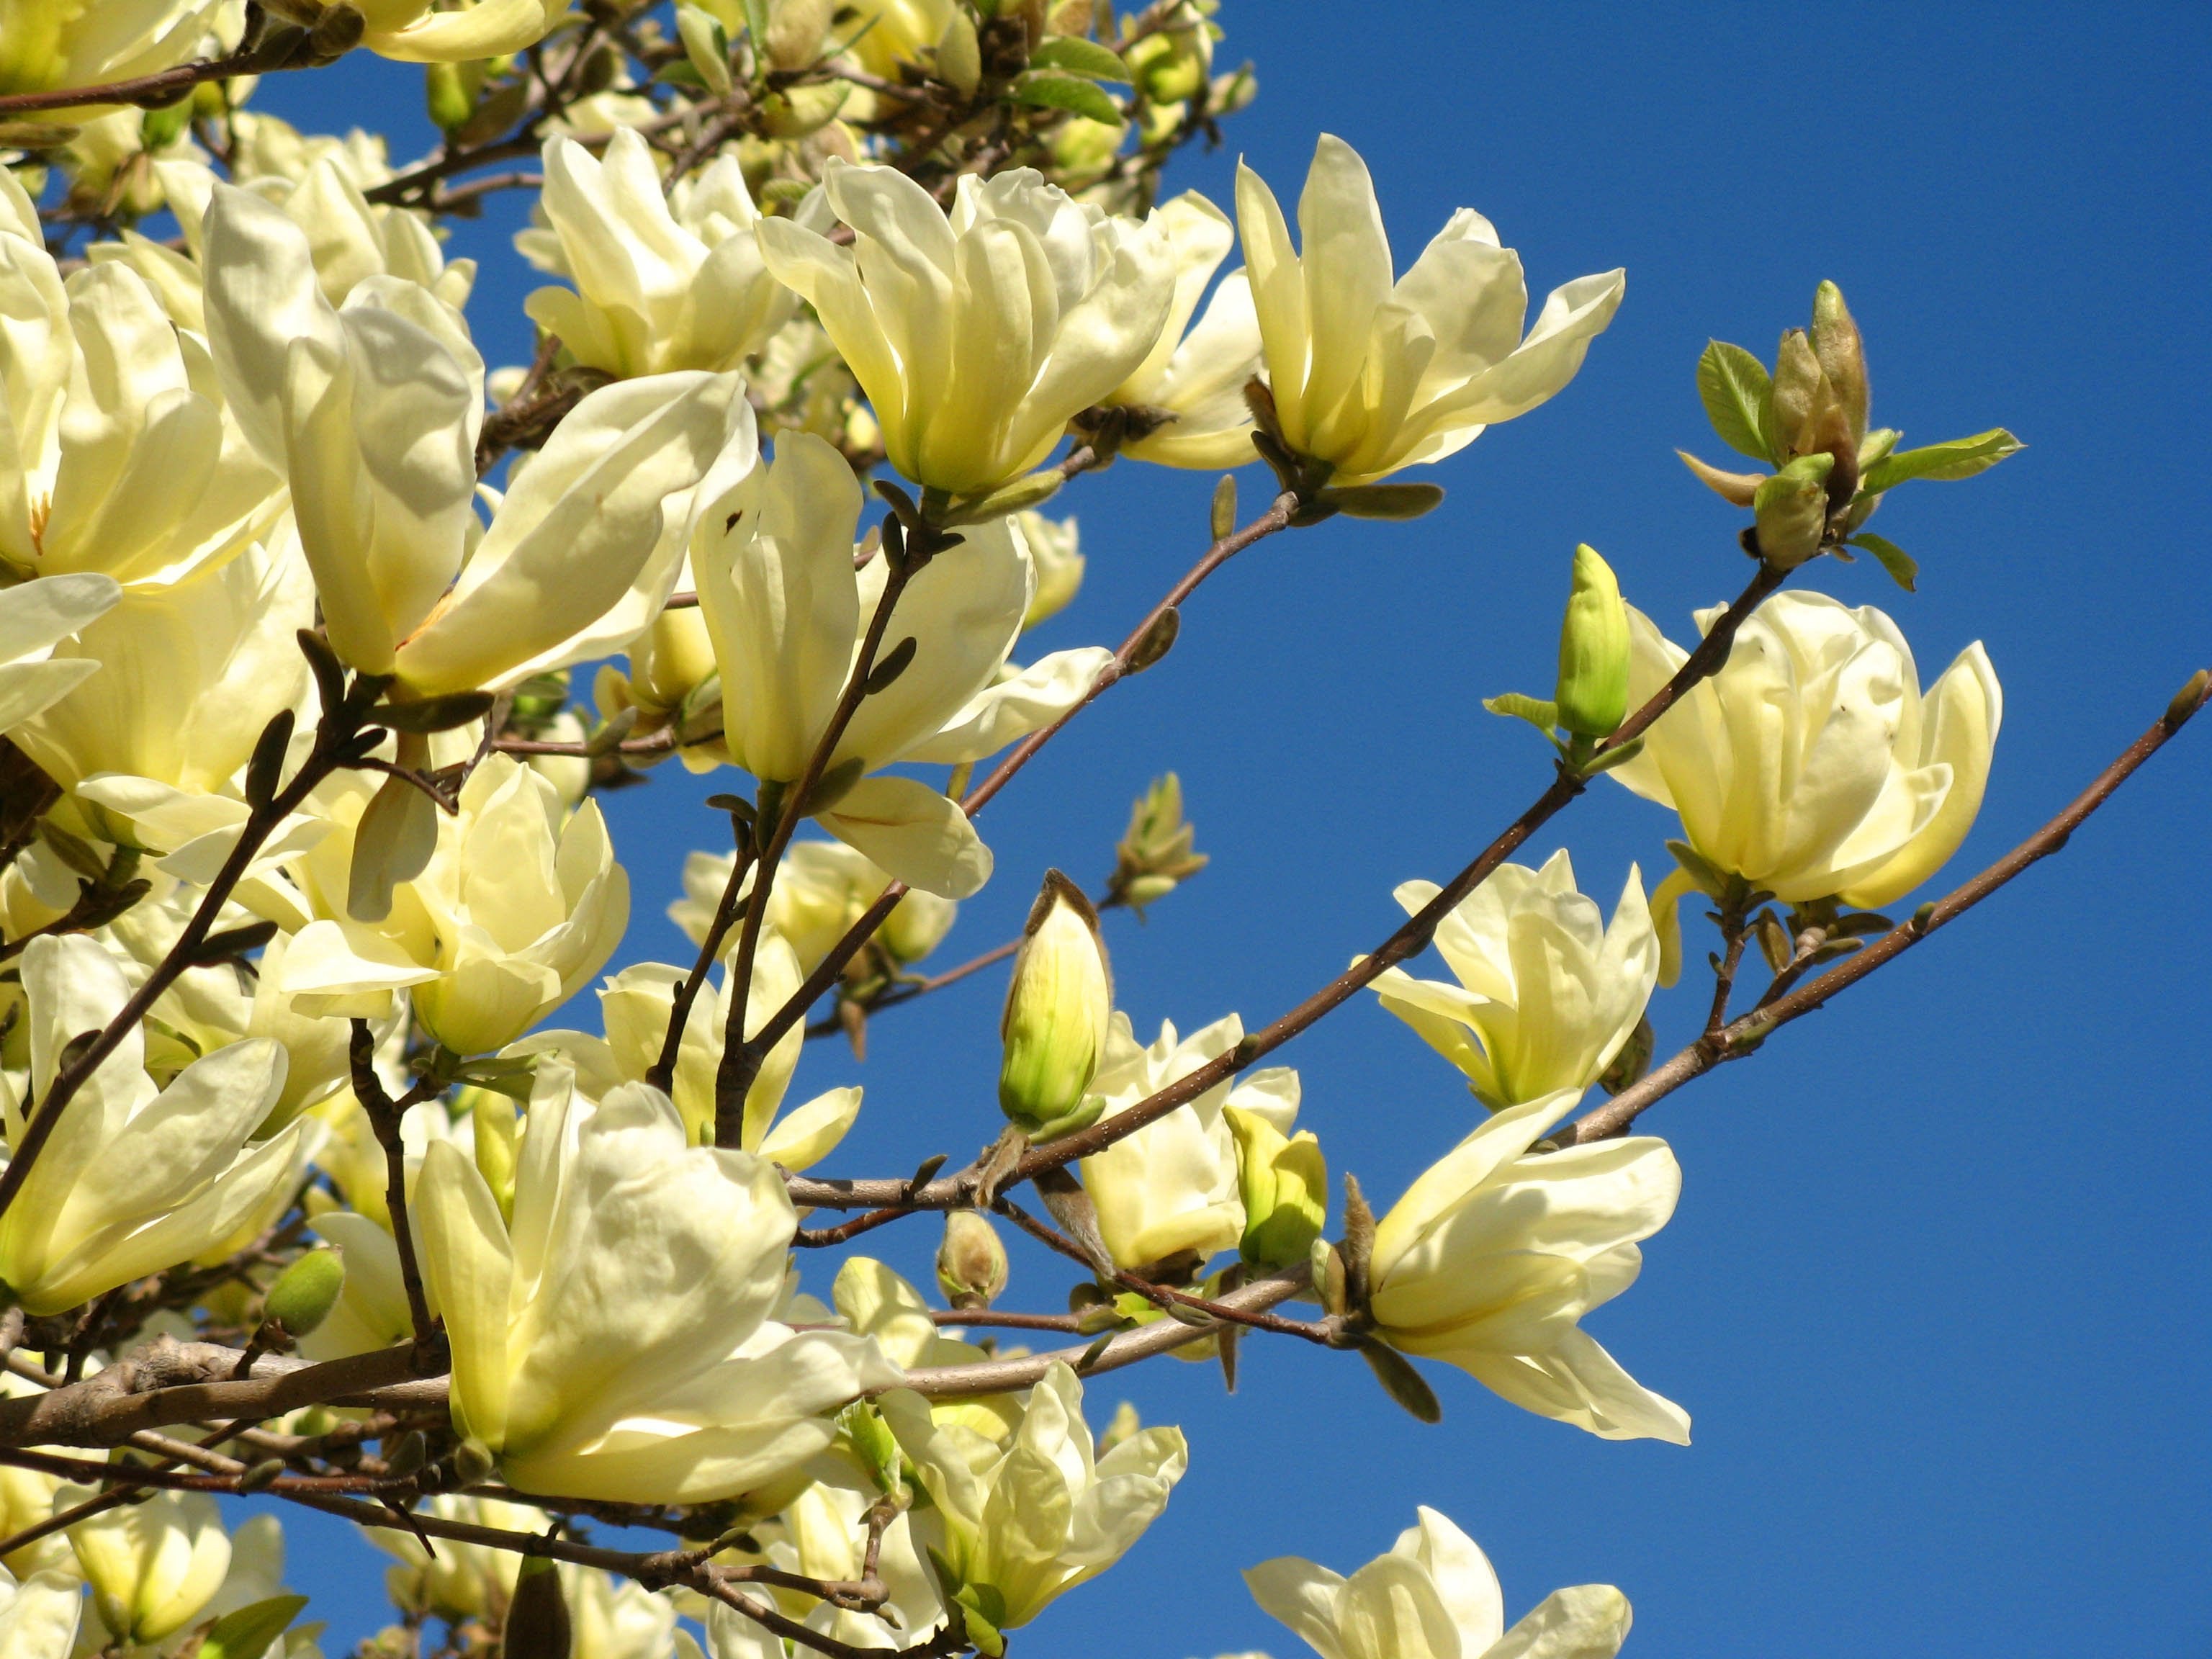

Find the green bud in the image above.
[
  {"left": 261, "top": 1247, "right": 346, "bottom": 1339},
  {"left": 838, "top": 1400, "right": 902, "bottom": 1495},
  {"left": 936, "top": 7, "right": 983, "bottom": 96},
  {"left": 1809, "top": 281, "right": 1869, "bottom": 446},
  {"left": 1751, "top": 453, "right": 1834, "bottom": 570},
  {"left": 471, "top": 1089, "right": 519, "bottom": 1226},
  {"left": 503, "top": 1557, "right": 572, "bottom": 1659},
  {"left": 1226, "top": 1105, "right": 1326, "bottom": 1269},
  {"left": 451, "top": 1437, "right": 495, "bottom": 1486},
  {"left": 1768, "top": 328, "right": 1824, "bottom": 458},
  {"left": 999, "top": 872, "right": 1112, "bottom": 1138},
  {"left": 755, "top": 80, "right": 851, "bottom": 137},
  {"left": 935, "top": 1210, "right": 1010, "bottom": 1309},
  {"left": 1107, "top": 773, "right": 1207, "bottom": 915},
  {"left": 424, "top": 60, "right": 473, "bottom": 132},
  {"left": 139, "top": 97, "right": 193, "bottom": 152},
  {"left": 675, "top": 4, "right": 734, "bottom": 94},
  {"left": 1553, "top": 544, "right": 1630, "bottom": 739},
  {"left": 1309, "top": 1237, "right": 1347, "bottom": 1318},
  {"left": 1125, "top": 4, "right": 1211, "bottom": 102}
]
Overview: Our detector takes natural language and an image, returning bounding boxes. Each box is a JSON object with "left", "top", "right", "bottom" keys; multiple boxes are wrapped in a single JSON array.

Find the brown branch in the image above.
[
  {"left": 647, "top": 831, "right": 753, "bottom": 1094},
  {"left": 0, "top": 48, "right": 273, "bottom": 117},
  {"left": 1565, "top": 665, "right": 2212, "bottom": 1143},
  {"left": 348, "top": 1024, "right": 441, "bottom": 1367}
]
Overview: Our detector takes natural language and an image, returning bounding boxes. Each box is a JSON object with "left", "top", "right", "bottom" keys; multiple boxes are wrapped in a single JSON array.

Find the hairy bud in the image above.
[
  {"left": 261, "top": 1247, "right": 346, "bottom": 1339},
  {"left": 937, "top": 1210, "right": 1010, "bottom": 1309}
]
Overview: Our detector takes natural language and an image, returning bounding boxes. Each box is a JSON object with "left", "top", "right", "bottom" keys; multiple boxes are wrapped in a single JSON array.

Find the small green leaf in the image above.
[
  {"left": 1483, "top": 693, "right": 1560, "bottom": 737},
  {"left": 1575, "top": 735, "right": 1645, "bottom": 777},
  {"left": 196, "top": 1594, "right": 309, "bottom": 1659},
  {"left": 1029, "top": 34, "right": 1132, "bottom": 80},
  {"left": 1012, "top": 71, "right": 1124, "bottom": 124},
  {"left": 1858, "top": 428, "right": 2023, "bottom": 494},
  {"left": 1664, "top": 837, "right": 1731, "bottom": 898},
  {"left": 1696, "top": 341, "right": 1776, "bottom": 464},
  {"left": 1848, "top": 532, "right": 1917, "bottom": 593}
]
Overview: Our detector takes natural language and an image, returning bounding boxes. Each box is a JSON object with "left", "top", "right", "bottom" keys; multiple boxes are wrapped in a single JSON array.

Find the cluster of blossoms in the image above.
[{"left": 0, "top": 3, "right": 2062, "bottom": 1658}]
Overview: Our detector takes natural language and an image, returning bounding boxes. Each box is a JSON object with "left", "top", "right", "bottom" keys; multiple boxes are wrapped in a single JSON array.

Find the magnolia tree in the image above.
[{"left": 0, "top": 4, "right": 2197, "bottom": 1658}]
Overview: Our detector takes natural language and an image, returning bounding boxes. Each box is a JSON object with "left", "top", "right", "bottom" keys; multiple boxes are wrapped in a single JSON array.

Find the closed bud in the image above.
[
  {"left": 503, "top": 1557, "right": 572, "bottom": 1659},
  {"left": 1107, "top": 773, "right": 1208, "bottom": 915},
  {"left": 676, "top": 5, "right": 734, "bottom": 94},
  {"left": 262, "top": 1247, "right": 346, "bottom": 1339},
  {"left": 1809, "top": 281, "right": 1869, "bottom": 445},
  {"left": 766, "top": 0, "right": 836, "bottom": 71},
  {"left": 755, "top": 80, "right": 852, "bottom": 135},
  {"left": 470, "top": 1089, "right": 520, "bottom": 1227},
  {"left": 1553, "top": 544, "right": 1630, "bottom": 739},
  {"left": 999, "top": 872, "right": 1112, "bottom": 1138},
  {"left": 1769, "top": 328, "right": 1825, "bottom": 457},
  {"left": 1309, "top": 1237, "right": 1348, "bottom": 1318},
  {"left": 451, "top": 1437, "right": 496, "bottom": 1485},
  {"left": 1598, "top": 1013, "right": 1655, "bottom": 1097},
  {"left": 936, "top": 7, "right": 983, "bottom": 96},
  {"left": 1127, "top": 4, "right": 1212, "bottom": 102},
  {"left": 936, "top": 1210, "right": 1010, "bottom": 1309},
  {"left": 1752, "top": 453, "right": 1834, "bottom": 570},
  {"left": 424, "top": 60, "right": 473, "bottom": 131},
  {"left": 1226, "top": 1105, "right": 1327, "bottom": 1269}
]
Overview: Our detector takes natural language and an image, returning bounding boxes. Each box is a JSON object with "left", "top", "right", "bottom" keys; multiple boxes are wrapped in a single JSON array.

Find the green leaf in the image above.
[
  {"left": 1482, "top": 693, "right": 1560, "bottom": 737},
  {"left": 1848, "top": 532, "right": 1917, "bottom": 593},
  {"left": 1858, "top": 428, "right": 2023, "bottom": 494},
  {"left": 196, "top": 1594, "right": 310, "bottom": 1659},
  {"left": 1028, "top": 34, "right": 1132, "bottom": 80},
  {"left": 1357, "top": 1339, "right": 1442, "bottom": 1424},
  {"left": 1012, "top": 72, "right": 1124, "bottom": 124},
  {"left": 1696, "top": 341, "right": 1776, "bottom": 464}
]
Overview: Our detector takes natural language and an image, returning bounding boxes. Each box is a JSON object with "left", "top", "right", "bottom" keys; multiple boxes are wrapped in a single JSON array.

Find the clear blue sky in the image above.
[{"left": 250, "top": 4, "right": 2211, "bottom": 1654}]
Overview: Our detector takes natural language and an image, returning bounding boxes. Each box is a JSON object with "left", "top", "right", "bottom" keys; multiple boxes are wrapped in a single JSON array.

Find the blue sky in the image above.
[{"left": 250, "top": 3, "right": 2211, "bottom": 1654}]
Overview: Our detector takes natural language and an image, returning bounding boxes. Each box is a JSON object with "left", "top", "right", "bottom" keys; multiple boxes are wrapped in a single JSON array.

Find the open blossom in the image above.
[
  {"left": 1369, "top": 1088, "right": 1689, "bottom": 1444},
  {"left": 202, "top": 182, "right": 753, "bottom": 692},
  {"left": 1608, "top": 590, "right": 2001, "bottom": 977},
  {"left": 0, "top": 0, "right": 235, "bottom": 99},
  {"left": 1236, "top": 135, "right": 1624, "bottom": 485},
  {"left": 880, "top": 1361, "right": 1187, "bottom": 1642},
  {"left": 0, "top": 171, "right": 280, "bottom": 590},
  {"left": 0, "top": 572, "right": 118, "bottom": 739},
  {"left": 1099, "top": 192, "right": 1264, "bottom": 469},
  {"left": 0, "top": 1565, "right": 79, "bottom": 1658},
  {"left": 692, "top": 432, "right": 1112, "bottom": 896},
  {"left": 416, "top": 1072, "right": 899, "bottom": 1503},
  {"left": 351, "top": 0, "right": 566, "bottom": 62},
  {"left": 523, "top": 130, "right": 799, "bottom": 379},
  {"left": 671, "top": 842, "right": 957, "bottom": 977},
  {"left": 757, "top": 162, "right": 1176, "bottom": 497},
  {"left": 66, "top": 1488, "right": 232, "bottom": 1645},
  {"left": 1247, "top": 1506, "right": 1632, "bottom": 1659},
  {"left": 1370, "top": 852, "right": 1658, "bottom": 1110},
  {"left": 1079, "top": 1012, "right": 1303, "bottom": 1274},
  {"left": 0, "top": 935, "right": 307, "bottom": 1316},
  {"left": 274, "top": 756, "right": 629, "bottom": 1058}
]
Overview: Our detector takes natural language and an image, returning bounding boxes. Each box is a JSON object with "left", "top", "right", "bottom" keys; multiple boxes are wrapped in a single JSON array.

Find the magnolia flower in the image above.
[
  {"left": 202, "top": 182, "right": 753, "bottom": 691},
  {"left": 153, "top": 150, "right": 476, "bottom": 315},
  {"left": 692, "top": 432, "right": 1112, "bottom": 896},
  {"left": 0, "top": 573, "right": 118, "bottom": 738},
  {"left": 1100, "top": 192, "right": 1263, "bottom": 469},
  {"left": 0, "top": 935, "right": 306, "bottom": 1316},
  {"left": 832, "top": 0, "right": 955, "bottom": 82},
  {"left": 351, "top": 0, "right": 567, "bottom": 62},
  {"left": 524, "top": 130, "right": 799, "bottom": 379},
  {"left": 0, "top": 1565, "right": 80, "bottom": 1659},
  {"left": 880, "top": 1362, "right": 1187, "bottom": 1644},
  {"left": 1368, "top": 1089, "right": 1688, "bottom": 1444},
  {"left": 275, "top": 756, "right": 629, "bottom": 1057},
  {"left": 757, "top": 163, "right": 1175, "bottom": 498},
  {"left": 1247, "top": 1506, "right": 1632, "bottom": 1659},
  {"left": 671, "top": 842, "right": 957, "bottom": 977},
  {"left": 1017, "top": 511, "right": 1084, "bottom": 629},
  {"left": 1608, "top": 591, "right": 2001, "bottom": 977},
  {"left": 0, "top": 0, "right": 233, "bottom": 99},
  {"left": 13, "top": 534, "right": 312, "bottom": 858},
  {"left": 66, "top": 1488, "right": 231, "bottom": 1645},
  {"left": 750, "top": 1452, "right": 945, "bottom": 1653},
  {"left": 415, "top": 1071, "right": 899, "bottom": 1503},
  {"left": 367, "top": 1492, "right": 536, "bottom": 1621},
  {"left": 562, "top": 925, "right": 861, "bottom": 1161},
  {"left": 1079, "top": 1012, "right": 1302, "bottom": 1274},
  {"left": 1236, "top": 135, "right": 1624, "bottom": 485},
  {"left": 0, "top": 172, "right": 280, "bottom": 589},
  {"left": 1370, "top": 852, "right": 1658, "bottom": 1110}
]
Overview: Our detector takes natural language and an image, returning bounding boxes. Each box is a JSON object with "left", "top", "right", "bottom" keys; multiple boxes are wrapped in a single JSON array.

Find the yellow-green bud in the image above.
[
  {"left": 424, "top": 61, "right": 473, "bottom": 132},
  {"left": 1553, "top": 543, "right": 1630, "bottom": 739},
  {"left": 1126, "top": 6, "right": 1212, "bottom": 102},
  {"left": 469, "top": 1089, "right": 519, "bottom": 1227},
  {"left": 935, "top": 8, "right": 982, "bottom": 96},
  {"left": 1225, "top": 1105, "right": 1326, "bottom": 1269},
  {"left": 677, "top": 4, "right": 734, "bottom": 95},
  {"left": 261, "top": 1246, "right": 346, "bottom": 1338},
  {"left": 1309, "top": 1237, "right": 1347, "bottom": 1317},
  {"left": 1752, "top": 453, "right": 1835, "bottom": 569},
  {"left": 451, "top": 1437, "right": 495, "bottom": 1485},
  {"left": 1769, "top": 328, "right": 1824, "bottom": 457},
  {"left": 1809, "top": 281, "right": 1869, "bottom": 445},
  {"left": 935, "top": 1210, "right": 1009, "bottom": 1309},
  {"left": 755, "top": 80, "right": 851, "bottom": 137},
  {"left": 765, "top": 0, "right": 835, "bottom": 70},
  {"left": 998, "top": 871, "right": 1112, "bottom": 1140}
]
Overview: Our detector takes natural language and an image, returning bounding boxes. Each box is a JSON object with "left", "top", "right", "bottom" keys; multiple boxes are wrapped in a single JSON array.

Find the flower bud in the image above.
[
  {"left": 936, "top": 7, "right": 982, "bottom": 96},
  {"left": 469, "top": 1089, "right": 520, "bottom": 1226},
  {"left": 424, "top": 60, "right": 474, "bottom": 131},
  {"left": 262, "top": 1246, "right": 346, "bottom": 1339},
  {"left": 1809, "top": 281, "right": 1869, "bottom": 445},
  {"left": 1769, "top": 328, "right": 1824, "bottom": 456},
  {"left": 1751, "top": 453, "right": 1834, "bottom": 569},
  {"left": 1226, "top": 1105, "right": 1327, "bottom": 1269},
  {"left": 676, "top": 4, "right": 734, "bottom": 95},
  {"left": 503, "top": 1557, "right": 572, "bottom": 1659},
  {"left": 1553, "top": 544, "right": 1630, "bottom": 739},
  {"left": 999, "top": 872, "right": 1113, "bottom": 1139},
  {"left": 756, "top": 80, "right": 853, "bottom": 137},
  {"left": 1106, "top": 773, "right": 1208, "bottom": 916},
  {"left": 936, "top": 1210, "right": 1010, "bottom": 1309}
]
